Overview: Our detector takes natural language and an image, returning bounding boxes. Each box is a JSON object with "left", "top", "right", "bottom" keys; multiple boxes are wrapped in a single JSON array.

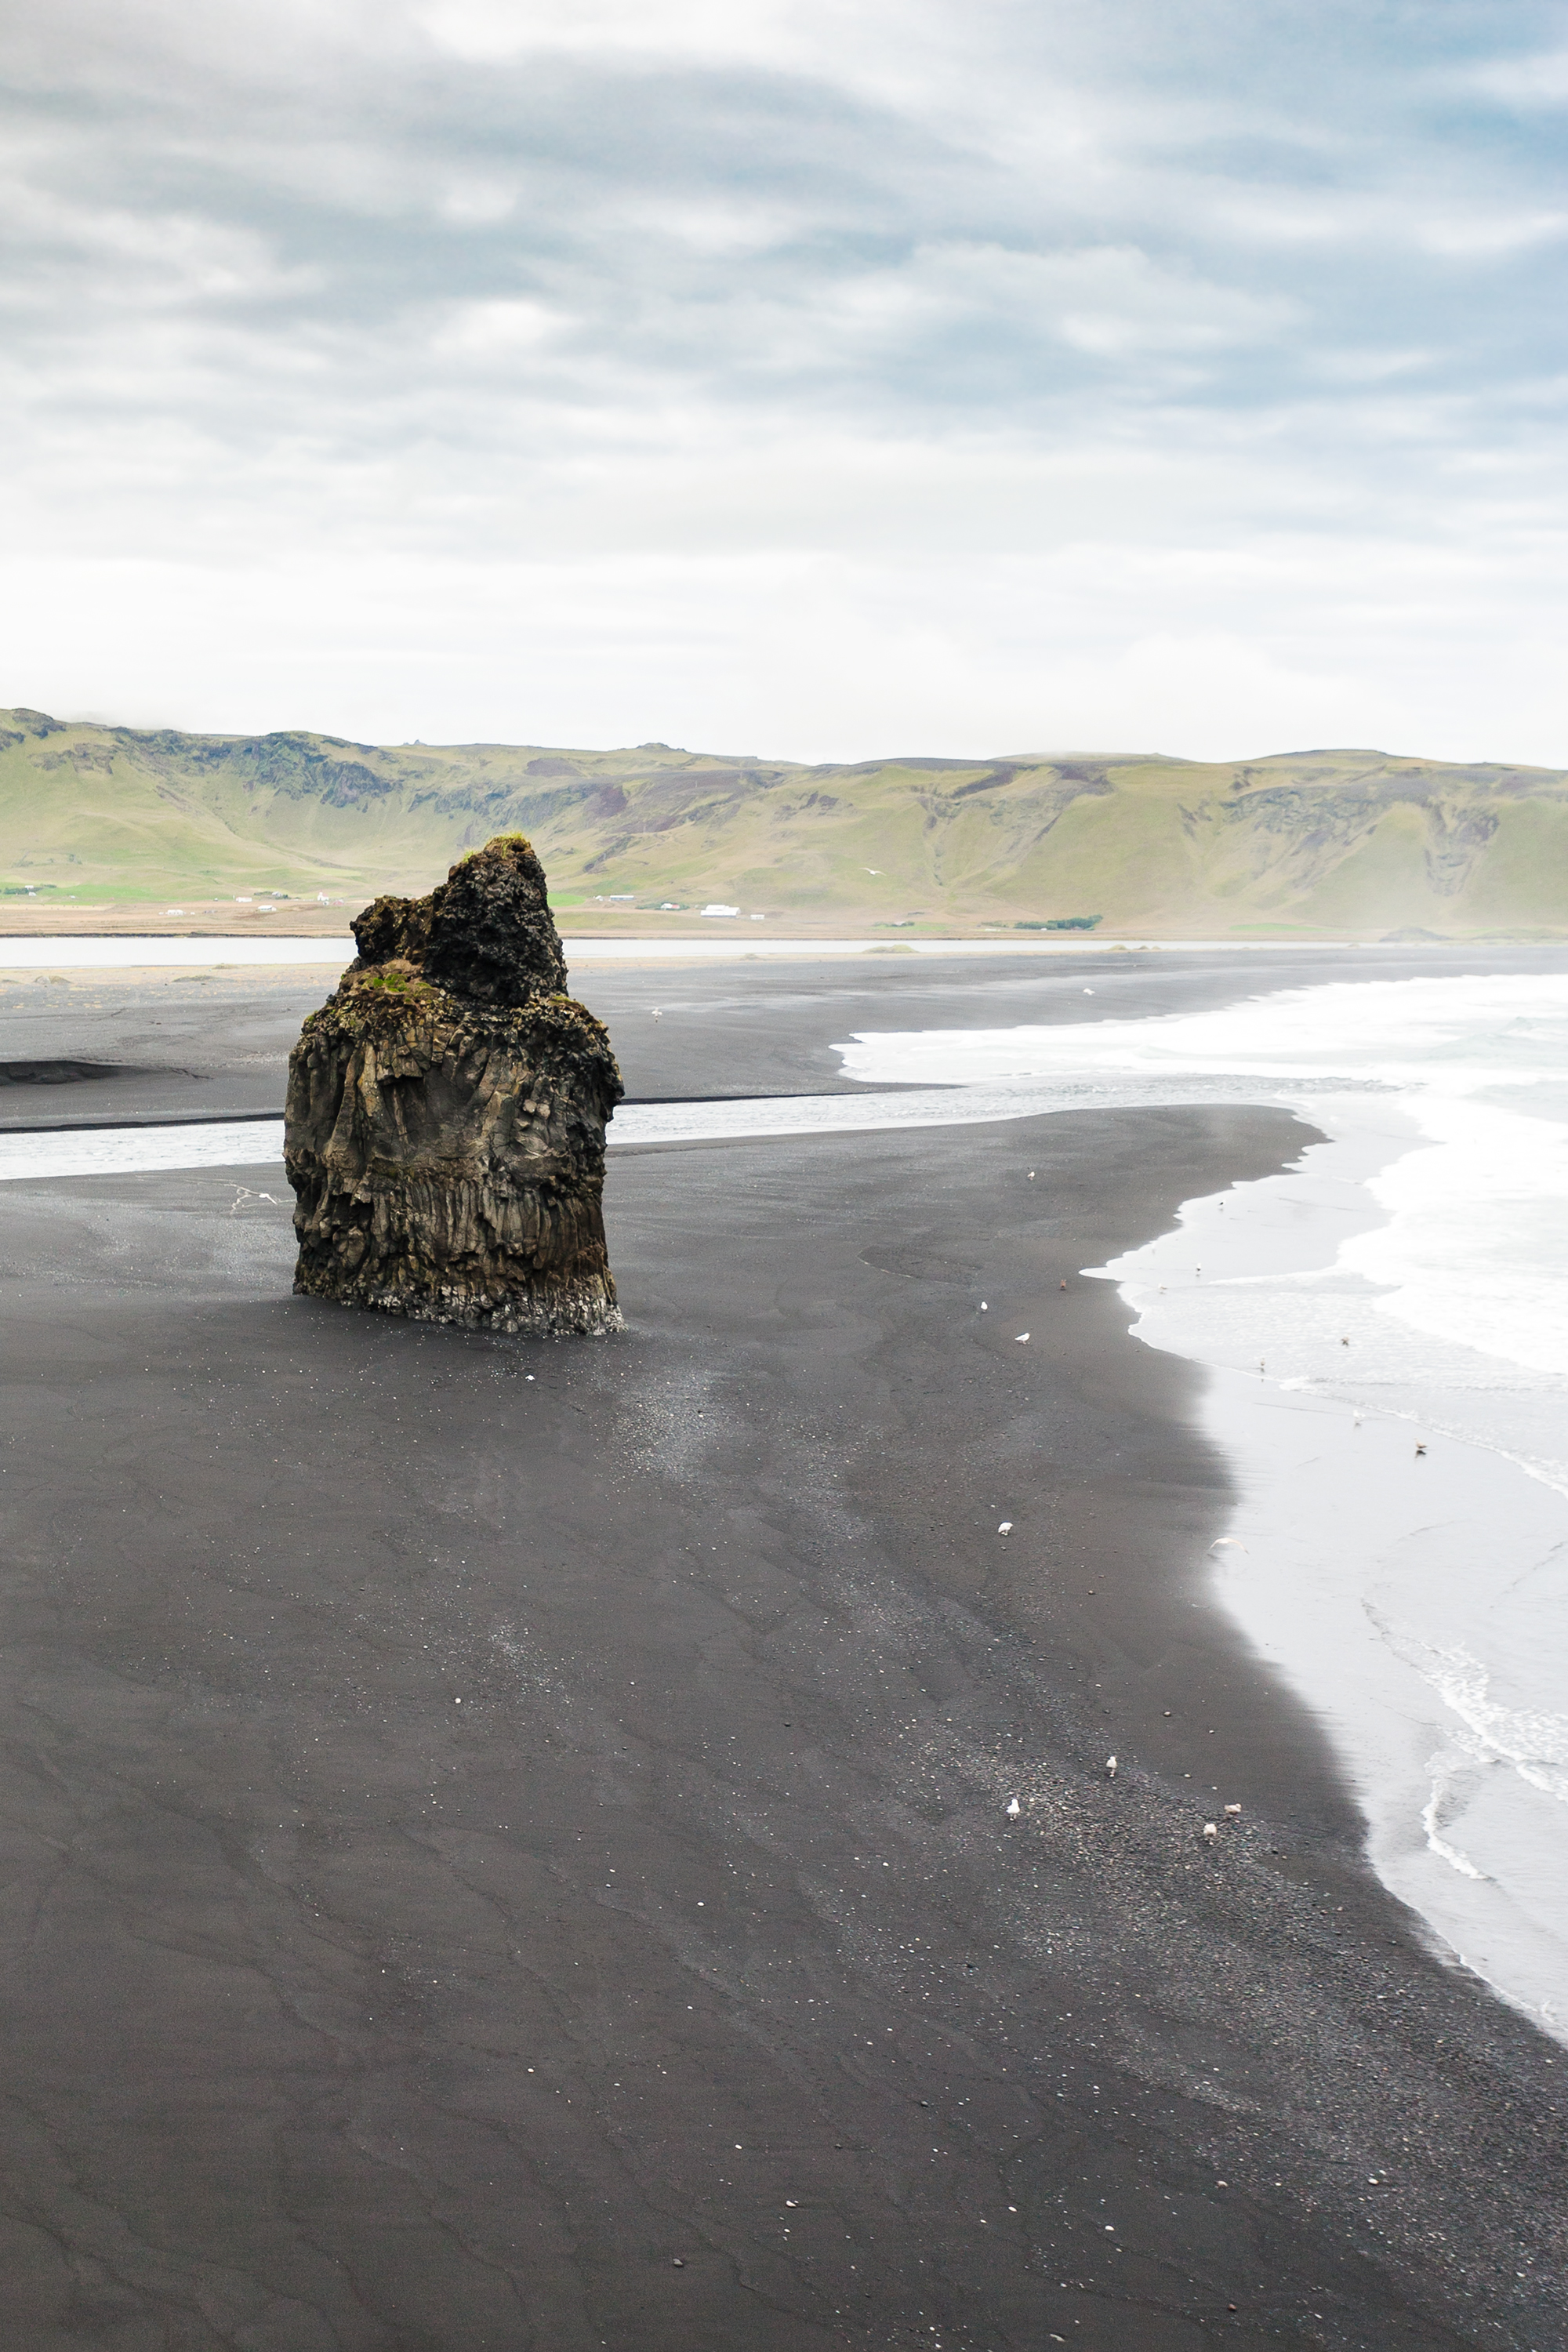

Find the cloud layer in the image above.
[{"left": 3, "top": 0, "right": 1565, "bottom": 757}]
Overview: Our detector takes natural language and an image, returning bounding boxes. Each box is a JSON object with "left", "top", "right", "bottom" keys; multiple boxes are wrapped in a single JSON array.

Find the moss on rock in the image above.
[{"left": 285, "top": 837, "right": 622, "bottom": 1335}]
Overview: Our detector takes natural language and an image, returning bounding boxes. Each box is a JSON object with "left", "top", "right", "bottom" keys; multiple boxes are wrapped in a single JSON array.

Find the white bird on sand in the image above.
[
  {"left": 1202, "top": 1821, "right": 1218, "bottom": 1842},
  {"left": 997, "top": 1520, "right": 1013, "bottom": 1535},
  {"left": 1015, "top": 1331, "right": 1030, "bottom": 1343},
  {"left": 1224, "top": 1803, "right": 1241, "bottom": 1817},
  {"left": 1005, "top": 1796, "right": 1022, "bottom": 1820},
  {"left": 1105, "top": 1755, "right": 1117, "bottom": 1780}
]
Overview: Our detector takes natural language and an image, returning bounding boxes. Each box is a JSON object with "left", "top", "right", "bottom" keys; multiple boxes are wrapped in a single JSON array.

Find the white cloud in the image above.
[
  {"left": 1468, "top": 49, "right": 1568, "bottom": 107},
  {"left": 412, "top": 0, "right": 808, "bottom": 66},
  {"left": 437, "top": 181, "right": 521, "bottom": 226},
  {"left": 430, "top": 297, "right": 568, "bottom": 356},
  {"left": 1417, "top": 209, "right": 1568, "bottom": 259},
  {"left": 1, "top": 0, "right": 1566, "bottom": 762}
]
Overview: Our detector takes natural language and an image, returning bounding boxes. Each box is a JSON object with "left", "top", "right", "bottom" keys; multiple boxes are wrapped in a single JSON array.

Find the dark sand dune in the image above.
[{"left": 0, "top": 1095, "right": 1562, "bottom": 2349}]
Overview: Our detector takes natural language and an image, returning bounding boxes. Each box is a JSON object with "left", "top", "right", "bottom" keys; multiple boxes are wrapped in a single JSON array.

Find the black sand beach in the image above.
[
  {"left": 9, "top": 939, "right": 1568, "bottom": 1127},
  {"left": 0, "top": 953, "right": 1565, "bottom": 2348}
]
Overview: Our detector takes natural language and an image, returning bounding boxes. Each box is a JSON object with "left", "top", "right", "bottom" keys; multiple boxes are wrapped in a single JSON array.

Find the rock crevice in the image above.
[{"left": 285, "top": 835, "right": 622, "bottom": 1334}]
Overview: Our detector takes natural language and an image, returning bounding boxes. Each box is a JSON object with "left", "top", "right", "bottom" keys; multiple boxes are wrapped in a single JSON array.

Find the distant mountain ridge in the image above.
[{"left": 2, "top": 706, "right": 1564, "bottom": 937}]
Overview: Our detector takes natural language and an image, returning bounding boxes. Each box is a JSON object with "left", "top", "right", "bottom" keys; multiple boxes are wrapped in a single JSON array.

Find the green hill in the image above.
[{"left": 2, "top": 706, "right": 1565, "bottom": 938}]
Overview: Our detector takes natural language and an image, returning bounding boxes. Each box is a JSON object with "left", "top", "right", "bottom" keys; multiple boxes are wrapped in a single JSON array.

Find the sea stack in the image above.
[{"left": 285, "top": 835, "right": 623, "bottom": 1335}]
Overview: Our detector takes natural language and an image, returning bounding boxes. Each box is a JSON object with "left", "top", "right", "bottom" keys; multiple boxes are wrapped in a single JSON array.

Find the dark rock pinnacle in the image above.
[{"left": 285, "top": 835, "right": 623, "bottom": 1336}]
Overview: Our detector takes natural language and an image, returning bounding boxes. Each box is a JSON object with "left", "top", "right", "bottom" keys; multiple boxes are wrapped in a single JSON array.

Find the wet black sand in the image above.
[
  {"left": 7, "top": 940, "right": 1568, "bottom": 1127},
  {"left": 1, "top": 1097, "right": 1564, "bottom": 2348}
]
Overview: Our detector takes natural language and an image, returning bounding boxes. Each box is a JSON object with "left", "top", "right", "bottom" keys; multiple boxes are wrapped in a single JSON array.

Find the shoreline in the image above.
[
  {"left": 1207, "top": 1372, "right": 1568, "bottom": 2034},
  {"left": 0, "top": 1107, "right": 1563, "bottom": 2345},
  {"left": 1101, "top": 1097, "right": 1568, "bottom": 2044},
  {"left": 9, "top": 942, "right": 1568, "bottom": 1143}
]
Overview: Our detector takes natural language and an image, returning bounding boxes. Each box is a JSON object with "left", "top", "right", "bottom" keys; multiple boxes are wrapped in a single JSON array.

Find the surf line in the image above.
[{"left": 0, "top": 1086, "right": 1067, "bottom": 1182}]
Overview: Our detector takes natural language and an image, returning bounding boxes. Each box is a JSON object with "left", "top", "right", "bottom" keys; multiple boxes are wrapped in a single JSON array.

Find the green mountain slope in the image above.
[{"left": 2, "top": 706, "right": 1565, "bottom": 937}]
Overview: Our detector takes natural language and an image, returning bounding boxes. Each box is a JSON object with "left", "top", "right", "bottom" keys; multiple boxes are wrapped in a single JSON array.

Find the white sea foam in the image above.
[
  {"left": 0, "top": 1119, "right": 288, "bottom": 1180},
  {"left": 0, "top": 1078, "right": 1108, "bottom": 1183},
  {"left": 0, "top": 1086, "right": 1058, "bottom": 1182},
  {"left": 837, "top": 972, "right": 1568, "bottom": 2035},
  {"left": 1419, "top": 1645, "right": 1568, "bottom": 1813}
]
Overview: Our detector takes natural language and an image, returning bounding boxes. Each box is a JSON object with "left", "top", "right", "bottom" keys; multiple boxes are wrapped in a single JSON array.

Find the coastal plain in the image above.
[{"left": 0, "top": 949, "right": 1564, "bottom": 2349}]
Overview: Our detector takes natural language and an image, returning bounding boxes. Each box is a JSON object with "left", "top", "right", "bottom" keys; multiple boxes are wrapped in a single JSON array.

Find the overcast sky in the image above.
[{"left": 3, "top": 0, "right": 1565, "bottom": 760}]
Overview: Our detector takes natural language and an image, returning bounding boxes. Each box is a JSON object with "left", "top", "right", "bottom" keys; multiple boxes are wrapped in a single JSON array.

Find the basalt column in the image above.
[{"left": 285, "top": 835, "right": 623, "bottom": 1336}]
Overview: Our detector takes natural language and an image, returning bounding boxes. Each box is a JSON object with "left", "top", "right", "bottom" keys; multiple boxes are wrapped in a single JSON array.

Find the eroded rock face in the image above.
[{"left": 285, "top": 836, "right": 622, "bottom": 1335}]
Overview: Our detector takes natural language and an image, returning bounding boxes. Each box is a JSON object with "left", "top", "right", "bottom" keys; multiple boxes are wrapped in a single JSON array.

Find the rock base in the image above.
[{"left": 295, "top": 1264, "right": 624, "bottom": 1338}]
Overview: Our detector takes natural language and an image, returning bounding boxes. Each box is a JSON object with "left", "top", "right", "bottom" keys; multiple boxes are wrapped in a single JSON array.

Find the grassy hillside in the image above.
[{"left": 2, "top": 706, "right": 1565, "bottom": 938}]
